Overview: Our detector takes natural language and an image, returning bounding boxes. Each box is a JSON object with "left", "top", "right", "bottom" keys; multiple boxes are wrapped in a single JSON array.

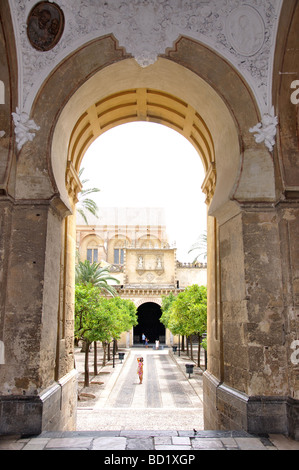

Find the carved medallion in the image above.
[
  {"left": 27, "top": 1, "right": 64, "bottom": 52},
  {"left": 226, "top": 5, "right": 265, "bottom": 57}
]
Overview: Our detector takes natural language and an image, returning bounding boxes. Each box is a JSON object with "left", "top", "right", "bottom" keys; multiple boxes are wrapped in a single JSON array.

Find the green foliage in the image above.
[
  {"left": 201, "top": 336, "right": 207, "bottom": 351},
  {"left": 75, "top": 259, "right": 120, "bottom": 296},
  {"left": 75, "top": 284, "right": 108, "bottom": 344},
  {"left": 160, "top": 291, "right": 176, "bottom": 329},
  {"left": 77, "top": 167, "right": 100, "bottom": 224},
  {"left": 188, "top": 231, "right": 207, "bottom": 264},
  {"left": 96, "top": 296, "right": 138, "bottom": 342},
  {"left": 160, "top": 284, "right": 207, "bottom": 338},
  {"left": 74, "top": 284, "right": 137, "bottom": 345}
]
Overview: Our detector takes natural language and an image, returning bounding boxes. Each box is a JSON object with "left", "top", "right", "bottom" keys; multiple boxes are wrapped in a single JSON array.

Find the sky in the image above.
[{"left": 81, "top": 122, "right": 207, "bottom": 262}]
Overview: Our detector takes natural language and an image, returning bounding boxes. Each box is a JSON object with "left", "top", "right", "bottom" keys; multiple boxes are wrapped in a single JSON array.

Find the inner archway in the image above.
[
  {"left": 46, "top": 44, "right": 270, "bottom": 434},
  {"left": 134, "top": 302, "right": 165, "bottom": 345},
  {"left": 49, "top": 54, "right": 247, "bottom": 434}
]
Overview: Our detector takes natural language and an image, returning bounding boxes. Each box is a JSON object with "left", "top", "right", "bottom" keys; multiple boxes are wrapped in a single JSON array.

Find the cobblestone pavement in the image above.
[{"left": 1, "top": 347, "right": 299, "bottom": 451}]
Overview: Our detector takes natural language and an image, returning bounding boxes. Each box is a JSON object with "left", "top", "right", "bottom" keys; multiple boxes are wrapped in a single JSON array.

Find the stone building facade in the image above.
[
  {"left": 0, "top": 0, "right": 298, "bottom": 439},
  {"left": 76, "top": 207, "right": 207, "bottom": 346}
]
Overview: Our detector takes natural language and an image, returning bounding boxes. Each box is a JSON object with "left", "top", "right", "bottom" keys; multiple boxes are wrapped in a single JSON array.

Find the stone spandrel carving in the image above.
[
  {"left": 226, "top": 5, "right": 265, "bottom": 57},
  {"left": 12, "top": 107, "right": 40, "bottom": 151},
  {"left": 10, "top": 0, "right": 282, "bottom": 114},
  {"left": 249, "top": 106, "right": 278, "bottom": 152}
]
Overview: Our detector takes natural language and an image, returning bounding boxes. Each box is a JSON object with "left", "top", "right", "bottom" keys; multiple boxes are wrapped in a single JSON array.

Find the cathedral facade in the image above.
[{"left": 76, "top": 207, "right": 207, "bottom": 346}]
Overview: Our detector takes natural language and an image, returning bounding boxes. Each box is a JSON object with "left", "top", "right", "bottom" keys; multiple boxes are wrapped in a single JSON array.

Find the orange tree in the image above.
[
  {"left": 161, "top": 284, "right": 207, "bottom": 365},
  {"left": 75, "top": 284, "right": 137, "bottom": 386}
]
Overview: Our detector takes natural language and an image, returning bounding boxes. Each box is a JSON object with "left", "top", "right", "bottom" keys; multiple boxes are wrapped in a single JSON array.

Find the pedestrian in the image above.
[
  {"left": 142, "top": 333, "right": 145, "bottom": 345},
  {"left": 137, "top": 357, "right": 144, "bottom": 384},
  {"left": 145, "top": 337, "right": 148, "bottom": 348},
  {"left": 155, "top": 339, "right": 160, "bottom": 350}
]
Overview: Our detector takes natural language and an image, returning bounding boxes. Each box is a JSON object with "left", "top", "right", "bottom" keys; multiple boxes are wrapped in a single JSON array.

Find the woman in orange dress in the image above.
[{"left": 137, "top": 357, "right": 144, "bottom": 384}]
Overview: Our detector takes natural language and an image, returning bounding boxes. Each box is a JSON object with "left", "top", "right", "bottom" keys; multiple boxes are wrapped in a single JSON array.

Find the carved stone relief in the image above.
[
  {"left": 12, "top": 107, "right": 40, "bottom": 151},
  {"left": 9, "top": 0, "right": 282, "bottom": 115},
  {"left": 226, "top": 5, "right": 265, "bottom": 57},
  {"left": 136, "top": 252, "right": 165, "bottom": 276},
  {"left": 249, "top": 106, "right": 278, "bottom": 152}
]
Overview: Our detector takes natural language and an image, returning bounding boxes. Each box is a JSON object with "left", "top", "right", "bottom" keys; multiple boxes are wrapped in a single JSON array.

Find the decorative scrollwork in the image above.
[
  {"left": 12, "top": 107, "right": 40, "bottom": 151},
  {"left": 249, "top": 106, "right": 278, "bottom": 152}
]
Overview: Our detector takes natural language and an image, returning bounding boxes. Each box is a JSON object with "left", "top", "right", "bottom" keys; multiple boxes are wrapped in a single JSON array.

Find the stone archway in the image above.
[
  {"left": 1, "top": 3, "right": 298, "bottom": 437},
  {"left": 45, "top": 42, "right": 274, "bottom": 435},
  {"left": 5, "top": 40, "right": 271, "bottom": 432},
  {"left": 134, "top": 302, "right": 165, "bottom": 345}
]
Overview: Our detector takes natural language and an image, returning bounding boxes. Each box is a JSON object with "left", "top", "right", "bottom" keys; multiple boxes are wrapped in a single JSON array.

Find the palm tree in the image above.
[
  {"left": 75, "top": 260, "right": 120, "bottom": 370},
  {"left": 75, "top": 259, "right": 120, "bottom": 297},
  {"left": 188, "top": 231, "right": 207, "bottom": 264},
  {"left": 77, "top": 167, "right": 100, "bottom": 224}
]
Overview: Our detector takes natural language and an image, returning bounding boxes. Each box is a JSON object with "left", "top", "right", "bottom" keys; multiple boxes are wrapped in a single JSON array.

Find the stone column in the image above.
[
  {"left": 204, "top": 205, "right": 299, "bottom": 438},
  {"left": 0, "top": 199, "right": 77, "bottom": 435}
]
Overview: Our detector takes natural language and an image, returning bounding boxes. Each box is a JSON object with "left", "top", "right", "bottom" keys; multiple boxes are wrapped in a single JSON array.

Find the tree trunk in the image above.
[
  {"left": 189, "top": 336, "right": 193, "bottom": 361},
  {"left": 94, "top": 341, "right": 98, "bottom": 376},
  {"left": 102, "top": 342, "right": 107, "bottom": 366},
  {"left": 197, "top": 334, "right": 201, "bottom": 367},
  {"left": 84, "top": 341, "right": 91, "bottom": 387},
  {"left": 113, "top": 339, "right": 116, "bottom": 368}
]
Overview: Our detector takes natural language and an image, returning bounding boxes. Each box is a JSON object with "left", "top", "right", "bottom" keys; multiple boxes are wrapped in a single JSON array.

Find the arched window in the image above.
[
  {"left": 86, "top": 246, "right": 98, "bottom": 263},
  {"left": 112, "top": 238, "right": 128, "bottom": 265}
]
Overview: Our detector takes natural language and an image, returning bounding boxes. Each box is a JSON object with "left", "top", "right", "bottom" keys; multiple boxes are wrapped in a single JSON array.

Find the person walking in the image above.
[{"left": 137, "top": 357, "right": 144, "bottom": 384}]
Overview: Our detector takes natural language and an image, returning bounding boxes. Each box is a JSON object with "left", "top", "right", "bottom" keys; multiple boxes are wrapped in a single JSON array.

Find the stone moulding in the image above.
[
  {"left": 203, "top": 371, "right": 299, "bottom": 439},
  {"left": 0, "top": 369, "right": 78, "bottom": 435}
]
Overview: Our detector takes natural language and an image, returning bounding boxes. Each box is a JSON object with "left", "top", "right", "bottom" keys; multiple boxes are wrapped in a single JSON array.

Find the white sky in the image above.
[{"left": 81, "top": 122, "right": 207, "bottom": 262}]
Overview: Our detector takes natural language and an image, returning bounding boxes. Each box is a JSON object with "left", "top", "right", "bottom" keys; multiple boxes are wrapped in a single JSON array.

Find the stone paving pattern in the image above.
[
  {"left": 1, "top": 430, "right": 299, "bottom": 450},
  {"left": 1, "top": 347, "right": 299, "bottom": 451}
]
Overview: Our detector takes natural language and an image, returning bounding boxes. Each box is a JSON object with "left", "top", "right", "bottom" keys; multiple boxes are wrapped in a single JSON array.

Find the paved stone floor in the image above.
[
  {"left": 76, "top": 348, "right": 204, "bottom": 431},
  {"left": 1, "top": 347, "right": 299, "bottom": 451}
]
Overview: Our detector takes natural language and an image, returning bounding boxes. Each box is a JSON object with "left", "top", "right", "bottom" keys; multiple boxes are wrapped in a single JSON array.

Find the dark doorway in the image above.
[{"left": 134, "top": 302, "right": 165, "bottom": 344}]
